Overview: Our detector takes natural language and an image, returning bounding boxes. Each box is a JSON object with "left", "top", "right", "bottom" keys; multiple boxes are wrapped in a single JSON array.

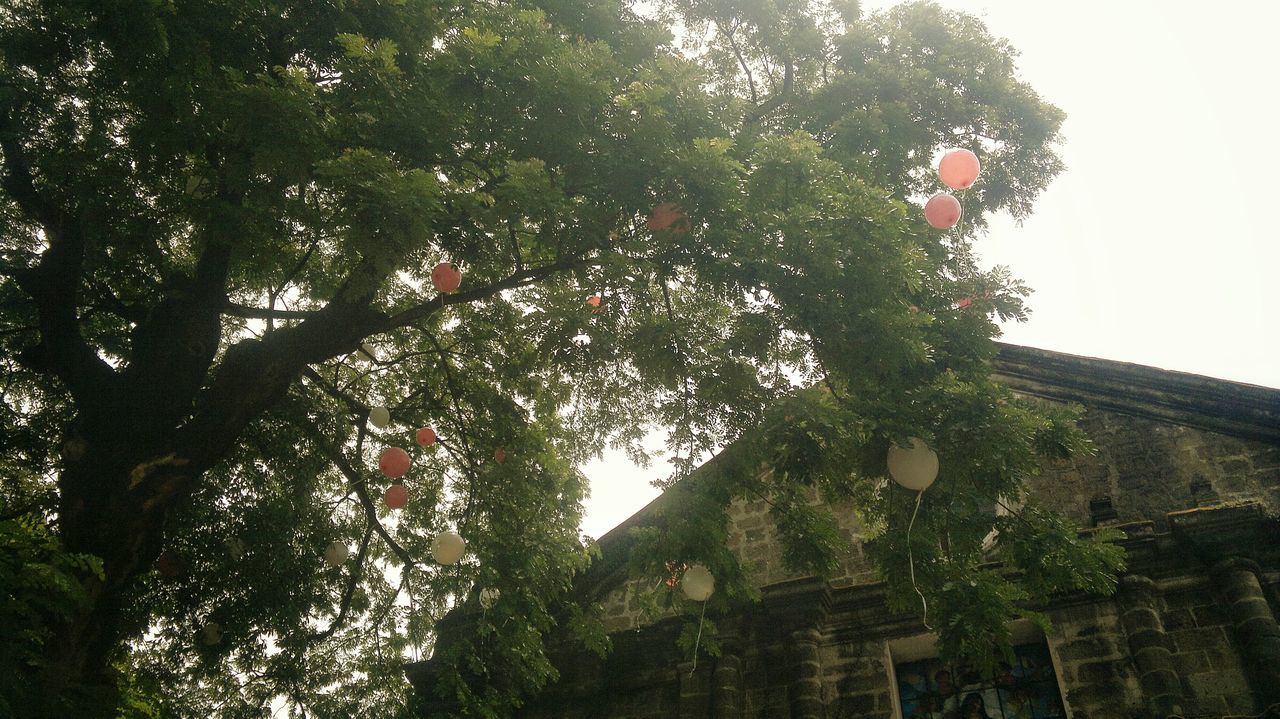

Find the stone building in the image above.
[{"left": 409, "top": 344, "right": 1280, "bottom": 719}]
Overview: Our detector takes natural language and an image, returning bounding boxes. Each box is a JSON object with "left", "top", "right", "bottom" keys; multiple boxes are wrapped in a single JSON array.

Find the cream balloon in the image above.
[
  {"left": 324, "top": 541, "right": 350, "bottom": 567},
  {"left": 479, "top": 587, "right": 500, "bottom": 609},
  {"left": 355, "top": 342, "right": 377, "bottom": 363},
  {"left": 432, "top": 531, "right": 466, "bottom": 565},
  {"left": 201, "top": 622, "right": 223, "bottom": 646},
  {"left": 681, "top": 565, "right": 715, "bottom": 601},
  {"left": 226, "top": 537, "right": 247, "bottom": 560},
  {"left": 368, "top": 406, "right": 390, "bottom": 429},
  {"left": 886, "top": 438, "right": 939, "bottom": 491}
]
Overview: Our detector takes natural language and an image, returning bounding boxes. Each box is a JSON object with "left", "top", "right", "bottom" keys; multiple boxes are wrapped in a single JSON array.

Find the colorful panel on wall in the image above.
[{"left": 894, "top": 643, "right": 1065, "bottom": 719}]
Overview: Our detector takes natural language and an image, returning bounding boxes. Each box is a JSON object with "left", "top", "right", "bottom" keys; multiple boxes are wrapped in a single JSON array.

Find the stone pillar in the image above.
[
  {"left": 1117, "top": 575, "right": 1186, "bottom": 718},
  {"left": 678, "top": 659, "right": 712, "bottom": 719},
  {"left": 788, "top": 629, "right": 825, "bottom": 719},
  {"left": 1213, "top": 558, "right": 1280, "bottom": 706},
  {"left": 711, "top": 651, "right": 742, "bottom": 719}
]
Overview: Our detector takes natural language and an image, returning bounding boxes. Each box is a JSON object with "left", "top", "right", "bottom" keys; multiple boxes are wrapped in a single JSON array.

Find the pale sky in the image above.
[{"left": 580, "top": 1, "right": 1280, "bottom": 538}]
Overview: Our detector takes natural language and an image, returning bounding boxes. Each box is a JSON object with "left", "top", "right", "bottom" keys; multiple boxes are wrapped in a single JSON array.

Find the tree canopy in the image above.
[{"left": 0, "top": 0, "right": 1122, "bottom": 716}]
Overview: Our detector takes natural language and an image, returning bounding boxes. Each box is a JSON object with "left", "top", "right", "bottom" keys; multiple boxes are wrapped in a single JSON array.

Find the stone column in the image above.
[
  {"left": 788, "top": 629, "right": 825, "bottom": 719},
  {"left": 711, "top": 651, "right": 742, "bottom": 719},
  {"left": 1117, "top": 575, "right": 1186, "bottom": 718},
  {"left": 678, "top": 659, "right": 712, "bottom": 719},
  {"left": 1213, "top": 558, "right": 1280, "bottom": 706}
]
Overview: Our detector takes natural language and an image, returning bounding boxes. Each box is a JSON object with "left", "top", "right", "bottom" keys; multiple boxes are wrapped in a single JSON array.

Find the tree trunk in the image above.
[{"left": 31, "top": 436, "right": 185, "bottom": 717}]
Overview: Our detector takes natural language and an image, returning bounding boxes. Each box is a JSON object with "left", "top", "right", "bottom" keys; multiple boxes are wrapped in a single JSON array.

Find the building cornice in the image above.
[{"left": 993, "top": 343, "right": 1280, "bottom": 444}]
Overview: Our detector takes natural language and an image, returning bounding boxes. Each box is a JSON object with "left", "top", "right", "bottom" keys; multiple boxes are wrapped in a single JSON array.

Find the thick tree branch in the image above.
[
  {"left": 385, "top": 257, "right": 587, "bottom": 328},
  {"left": 224, "top": 303, "right": 315, "bottom": 320},
  {"left": 1, "top": 109, "right": 119, "bottom": 406},
  {"left": 266, "top": 230, "right": 321, "bottom": 334},
  {"left": 742, "top": 58, "right": 794, "bottom": 126},
  {"left": 715, "top": 19, "right": 758, "bottom": 105}
]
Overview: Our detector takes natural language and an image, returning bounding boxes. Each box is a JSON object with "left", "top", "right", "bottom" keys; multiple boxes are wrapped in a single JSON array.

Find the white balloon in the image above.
[
  {"left": 324, "top": 541, "right": 350, "bottom": 567},
  {"left": 887, "top": 437, "right": 939, "bottom": 491},
  {"left": 681, "top": 565, "right": 715, "bottom": 602},
  {"left": 201, "top": 622, "right": 223, "bottom": 646},
  {"left": 355, "top": 343, "right": 377, "bottom": 363},
  {"left": 479, "top": 587, "right": 500, "bottom": 609},
  {"left": 226, "top": 538, "right": 247, "bottom": 559},
  {"left": 432, "top": 531, "right": 466, "bottom": 565},
  {"left": 368, "top": 406, "right": 391, "bottom": 429}
]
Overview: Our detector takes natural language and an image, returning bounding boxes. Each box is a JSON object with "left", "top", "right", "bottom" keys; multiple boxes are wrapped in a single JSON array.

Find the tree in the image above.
[{"left": 0, "top": 0, "right": 1123, "bottom": 715}]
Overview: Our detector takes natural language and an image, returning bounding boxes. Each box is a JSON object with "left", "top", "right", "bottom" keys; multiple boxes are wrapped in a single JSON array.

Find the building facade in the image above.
[{"left": 409, "top": 345, "right": 1280, "bottom": 719}]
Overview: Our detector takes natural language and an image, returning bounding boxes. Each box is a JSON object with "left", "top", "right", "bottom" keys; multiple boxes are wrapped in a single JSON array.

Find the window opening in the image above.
[{"left": 893, "top": 642, "right": 1065, "bottom": 719}]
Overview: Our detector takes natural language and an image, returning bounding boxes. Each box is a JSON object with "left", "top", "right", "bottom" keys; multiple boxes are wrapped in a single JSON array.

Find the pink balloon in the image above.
[
  {"left": 383, "top": 484, "right": 408, "bottom": 510},
  {"left": 431, "top": 262, "right": 461, "bottom": 292},
  {"left": 938, "top": 149, "right": 981, "bottom": 190},
  {"left": 416, "top": 426, "right": 437, "bottom": 447},
  {"left": 924, "top": 193, "right": 962, "bottom": 229},
  {"left": 379, "top": 447, "right": 411, "bottom": 478},
  {"left": 494, "top": 447, "right": 507, "bottom": 464},
  {"left": 647, "top": 203, "right": 689, "bottom": 233}
]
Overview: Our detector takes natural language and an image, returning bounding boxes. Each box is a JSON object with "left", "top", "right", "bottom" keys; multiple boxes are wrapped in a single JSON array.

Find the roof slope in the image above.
[{"left": 991, "top": 343, "right": 1280, "bottom": 444}]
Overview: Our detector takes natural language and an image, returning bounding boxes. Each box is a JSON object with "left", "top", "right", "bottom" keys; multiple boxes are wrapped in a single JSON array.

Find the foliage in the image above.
[
  {"left": 0, "top": 0, "right": 1123, "bottom": 715},
  {"left": 0, "top": 514, "right": 106, "bottom": 714}
]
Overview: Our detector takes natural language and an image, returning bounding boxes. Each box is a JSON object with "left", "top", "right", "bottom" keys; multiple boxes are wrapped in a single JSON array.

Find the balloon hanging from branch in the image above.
[
  {"left": 416, "top": 426, "right": 437, "bottom": 447},
  {"left": 680, "top": 565, "right": 715, "bottom": 601},
  {"left": 368, "top": 406, "right": 391, "bottom": 429},
  {"left": 379, "top": 447, "right": 411, "bottom": 478},
  {"left": 887, "top": 438, "right": 939, "bottom": 491},
  {"left": 155, "top": 551, "right": 184, "bottom": 578},
  {"left": 324, "top": 541, "right": 350, "bottom": 567},
  {"left": 938, "top": 148, "right": 982, "bottom": 190},
  {"left": 431, "top": 262, "right": 462, "bottom": 293},
  {"left": 924, "top": 193, "right": 962, "bottom": 229},
  {"left": 225, "top": 538, "right": 247, "bottom": 560},
  {"left": 383, "top": 484, "right": 408, "bottom": 510},
  {"left": 647, "top": 202, "right": 689, "bottom": 233},
  {"left": 200, "top": 623, "right": 223, "bottom": 646},
  {"left": 479, "top": 587, "right": 500, "bottom": 609},
  {"left": 432, "top": 531, "right": 466, "bottom": 565}
]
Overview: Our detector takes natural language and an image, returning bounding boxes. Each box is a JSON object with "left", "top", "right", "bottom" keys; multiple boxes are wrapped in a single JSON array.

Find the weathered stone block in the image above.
[
  {"left": 1172, "top": 650, "right": 1212, "bottom": 676},
  {"left": 1172, "top": 627, "right": 1228, "bottom": 652},
  {"left": 1076, "top": 659, "right": 1127, "bottom": 684}
]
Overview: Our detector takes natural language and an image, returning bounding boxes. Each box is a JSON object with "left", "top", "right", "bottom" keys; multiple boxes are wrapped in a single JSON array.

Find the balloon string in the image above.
[
  {"left": 907, "top": 489, "right": 931, "bottom": 630},
  {"left": 689, "top": 600, "right": 707, "bottom": 678}
]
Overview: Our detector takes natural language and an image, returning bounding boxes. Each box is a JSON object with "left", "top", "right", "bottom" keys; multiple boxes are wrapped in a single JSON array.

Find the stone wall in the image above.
[
  {"left": 579, "top": 403, "right": 1280, "bottom": 719},
  {"left": 1032, "top": 408, "right": 1280, "bottom": 531},
  {"left": 408, "top": 352, "right": 1280, "bottom": 719}
]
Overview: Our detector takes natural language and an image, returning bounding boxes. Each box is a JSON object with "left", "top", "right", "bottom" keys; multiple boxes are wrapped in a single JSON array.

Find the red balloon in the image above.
[
  {"left": 924, "top": 193, "right": 962, "bottom": 229},
  {"left": 383, "top": 484, "right": 408, "bottom": 510},
  {"left": 431, "top": 262, "right": 462, "bottom": 292},
  {"left": 647, "top": 203, "right": 689, "bottom": 233},
  {"left": 494, "top": 447, "right": 507, "bottom": 464},
  {"left": 956, "top": 297, "right": 974, "bottom": 309},
  {"left": 379, "top": 447, "right": 411, "bottom": 478},
  {"left": 416, "top": 426, "right": 437, "bottom": 447},
  {"left": 155, "top": 551, "right": 184, "bottom": 578},
  {"left": 938, "top": 149, "right": 981, "bottom": 190},
  {"left": 586, "top": 295, "right": 601, "bottom": 307}
]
